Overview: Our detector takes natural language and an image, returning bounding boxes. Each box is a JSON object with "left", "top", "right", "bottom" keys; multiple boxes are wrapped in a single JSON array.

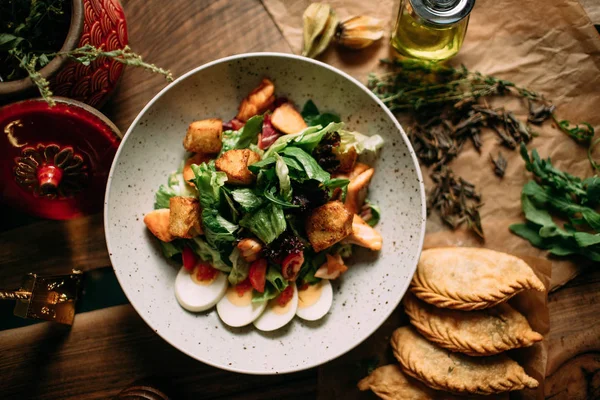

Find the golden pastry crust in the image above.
[
  {"left": 391, "top": 327, "right": 539, "bottom": 395},
  {"left": 403, "top": 293, "right": 543, "bottom": 356},
  {"left": 358, "top": 364, "right": 512, "bottom": 399},
  {"left": 411, "top": 247, "right": 545, "bottom": 310}
]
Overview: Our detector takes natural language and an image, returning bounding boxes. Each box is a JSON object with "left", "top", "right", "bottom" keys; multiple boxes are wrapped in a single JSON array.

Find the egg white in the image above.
[
  {"left": 296, "top": 279, "right": 333, "bottom": 321},
  {"left": 253, "top": 283, "right": 299, "bottom": 332},
  {"left": 216, "top": 287, "right": 267, "bottom": 327},
  {"left": 174, "top": 266, "right": 228, "bottom": 312}
]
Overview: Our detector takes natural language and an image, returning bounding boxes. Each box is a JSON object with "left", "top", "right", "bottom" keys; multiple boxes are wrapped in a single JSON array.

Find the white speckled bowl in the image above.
[{"left": 105, "top": 53, "right": 426, "bottom": 374}]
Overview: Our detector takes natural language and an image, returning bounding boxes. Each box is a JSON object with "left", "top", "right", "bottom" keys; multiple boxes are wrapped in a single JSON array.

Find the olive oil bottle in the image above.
[{"left": 392, "top": 0, "right": 475, "bottom": 61}]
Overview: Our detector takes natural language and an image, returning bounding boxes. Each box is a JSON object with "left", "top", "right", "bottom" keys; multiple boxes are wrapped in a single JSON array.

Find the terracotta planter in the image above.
[{"left": 0, "top": 0, "right": 129, "bottom": 109}]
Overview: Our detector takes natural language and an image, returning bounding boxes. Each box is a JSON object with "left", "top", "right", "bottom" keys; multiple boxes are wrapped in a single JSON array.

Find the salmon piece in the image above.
[
  {"left": 271, "top": 103, "right": 307, "bottom": 134},
  {"left": 345, "top": 168, "right": 374, "bottom": 214},
  {"left": 236, "top": 79, "right": 275, "bottom": 122},
  {"left": 315, "top": 254, "right": 348, "bottom": 280},
  {"left": 182, "top": 153, "right": 211, "bottom": 186},
  {"left": 143, "top": 209, "right": 175, "bottom": 242},
  {"left": 343, "top": 214, "right": 382, "bottom": 251},
  {"left": 349, "top": 163, "right": 370, "bottom": 179}
]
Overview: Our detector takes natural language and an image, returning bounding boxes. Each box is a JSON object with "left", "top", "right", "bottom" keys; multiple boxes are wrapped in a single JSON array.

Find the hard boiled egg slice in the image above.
[
  {"left": 253, "top": 283, "right": 298, "bottom": 332},
  {"left": 217, "top": 286, "right": 267, "bottom": 327},
  {"left": 175, "top": 266, "right": 228, "bottom": 312},
  {"left": 296, "top": 279, "right": 333, "bottom": 321}
]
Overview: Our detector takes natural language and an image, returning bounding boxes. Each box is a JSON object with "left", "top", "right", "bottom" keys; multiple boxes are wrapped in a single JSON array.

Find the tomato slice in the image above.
[
  {"left": 182, "top": 246, "right": 198, "bottom": 272},
  {"left": 277, "top": 285, "right": 294, "bottom": 307},
  {"left": 281, "top": 252, "right": 304, "bottom": 281},
  {"left": 196, "top": 261, "right": 218, "bottom": 282},
  {"left": 249, "top": 259, "right": 267, "bottom": 293},
  {"left": 236, "top": 278, "right": 253, "bottom": 297}
]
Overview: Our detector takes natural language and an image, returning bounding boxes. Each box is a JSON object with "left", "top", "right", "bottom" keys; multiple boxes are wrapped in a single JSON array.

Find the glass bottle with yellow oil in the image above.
[{"left": 392, "top": 0, "right": 475, "bottom": 61}]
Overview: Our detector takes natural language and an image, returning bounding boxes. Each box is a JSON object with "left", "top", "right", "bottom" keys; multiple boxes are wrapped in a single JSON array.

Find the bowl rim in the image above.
[{"left": 104, "top": 52, "right": 426, "bottom": 375}]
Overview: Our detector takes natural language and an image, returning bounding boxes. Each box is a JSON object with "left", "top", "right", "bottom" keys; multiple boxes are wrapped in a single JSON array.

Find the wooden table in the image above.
[{"left": 1, "top": 1, "right": 599, "bottom": 399}]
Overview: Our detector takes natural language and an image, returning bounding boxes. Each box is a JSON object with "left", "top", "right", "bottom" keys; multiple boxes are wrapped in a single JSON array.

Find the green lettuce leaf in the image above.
[
  {"left": 239, "top": 203, "right": 286, "bottom": 244},
  {"left": 191, "top": 162, "right": 228, "bottom": 209},
  {"left": 159, "top": 240, "right": 183, "bottom": 258},
  {"left": 266, "top": 265, "right": 289, "bottom": 292},
  {"left": 281, "top": 147, "right": 330, "bottom": 183},
  {"left": 202, "top": 209, "right": 238, "bottom": 249},
  {"left": 275, "top": 154, "right": 292, "bottom": 201},
  {"left": 339, "top": 130, "right": 384, "bottom": 154},
  {"left": 192, "top": 237, "right": 232, "bottom": 272},
  {"left": 154, "top": 185, "right": 177, "bottom": 209},
  {"left": 251, "top": 283, "right": 279, "bottom": 303},
  {"left": 263, "top": 126, "right": 321, "bottom": 158},
  {"left": 221, "top": 115, "right": 264, "bottom": 152},
  {"left": 228, "top": 248, "right": 250, "bottom": 285},
  {"left": 230, "top": 188, "right": 264, "bottom": 211},
  {"left": 294, "top": 122, "right": 344, "bottom": 153}
]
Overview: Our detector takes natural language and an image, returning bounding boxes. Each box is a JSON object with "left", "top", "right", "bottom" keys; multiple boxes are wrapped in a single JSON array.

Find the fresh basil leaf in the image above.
[
  {"left": 521, "top": 190, "right": 555, "bottom": 227},
  {"left": 266, "top": 265, "right": 289, "bottom": 292},
  {"left": 509, "top": 223, "right": 548, "bottom": 248},
  {"left": 282, "top": 156, "right": 303, "bottom": 171},
  {"left": 221, "top": 115, "right": 264, "bottom": 152},
  {"left": 281, "top": 147, "right": 330, "bottom": 183},
  {"left": 301, "top": 100, "right": 341, "bottom": 127},
  {"left": 192, "top": 237, "right": 232, "bottom": 272},
  {"left": 301, "top": 100, "right": 320, "bottom": 119},
  {"left": 239, "top": 203, "right": 286, "bottom": 244},
  {"left": 230, "top": 188, "right": 263, "bottom": 211},
  {"left": 573, "top": 231, "right": 600, "bottom": 247},
  {"left": 248, "top": 156, "right": 276, "bottom": 174},
  {"left": 228, "top": 248, "right": 250, "bottom": 285}
]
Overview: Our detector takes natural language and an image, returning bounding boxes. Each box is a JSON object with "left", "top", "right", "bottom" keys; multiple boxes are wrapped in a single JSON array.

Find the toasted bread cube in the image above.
[
  {"left": 236, "top": 79, "right": 275, "bottom": 122},
  {"left": 306, "top": 201, "right": 353, "bottom": 252},
  {"left": 335, "top": 146, "right": 358, "bottom": 173},
  {"left": 345, "top": 168, "right": 374, "bottom": 214},
  {"left": 144, "top": 209, "right": 175, "bottom": 242},
  {"left": 271, "top": 103, "right": 307, "bottom": 134},
  {"left": 183, "top": 119, "right": 223, "bottom": 154},
  {"left": 215, "top": 149, "right": 261, "bottom": 185},
  {"left": 168, "top": 197, "right": 202, "bottom": 238},
  {"left": 182, "top": 153, "right": 212, "bottom": 186}
]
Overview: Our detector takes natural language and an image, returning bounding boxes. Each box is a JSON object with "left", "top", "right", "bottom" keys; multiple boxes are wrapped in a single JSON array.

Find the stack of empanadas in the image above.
[{"left": 359, "top": 247, "right": 546, "bottom": 399}]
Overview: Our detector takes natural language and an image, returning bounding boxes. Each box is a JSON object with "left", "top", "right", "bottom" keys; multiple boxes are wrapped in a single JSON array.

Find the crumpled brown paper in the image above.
[
  {"left": 262, "top": 0, "right": 600, "bottom": 290},
  {"left": 262, "top": 0, "right": 599, "bottom": 398}
]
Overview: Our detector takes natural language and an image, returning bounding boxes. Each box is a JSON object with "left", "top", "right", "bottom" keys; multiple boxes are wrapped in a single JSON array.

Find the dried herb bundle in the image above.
[
  {"left": 368, "top": 59, "right": 556, "bottom": 238},
  {"left": 427, "top": 167, "right": 484, "bottom": 239}
]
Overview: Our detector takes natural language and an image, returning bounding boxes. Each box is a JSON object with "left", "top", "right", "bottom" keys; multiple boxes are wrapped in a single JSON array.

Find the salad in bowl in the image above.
[{"left": 143, "top": 78, "right": 384, "bottom": 332}]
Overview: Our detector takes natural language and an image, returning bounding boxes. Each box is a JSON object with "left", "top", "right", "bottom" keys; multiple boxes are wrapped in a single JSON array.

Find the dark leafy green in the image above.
[
  {"left": 230, "top": 188, "right": 264, "bottom": 211},
  {"left": 301, "top": 100, "right": 341, "bottom": 127},
  {"left": 159, "top": 240, "right": 183, "bottom": 259},
  {"left": 228, "top": 248, "right": 250, "bottom": 285},
  {"left": 266, "top": 265, "right": 289, "bottom": 292},
  {"left": 281, "top": 147, "right": 330, "bottom": 183},
  {"left": 221, "top": 115, "right": 264, "bottom": 153}
]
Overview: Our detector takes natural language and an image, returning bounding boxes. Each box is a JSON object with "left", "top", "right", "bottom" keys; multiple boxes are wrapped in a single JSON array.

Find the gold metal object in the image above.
[{"left": 1, "top": 270, "right": 83, "bottom": 325}]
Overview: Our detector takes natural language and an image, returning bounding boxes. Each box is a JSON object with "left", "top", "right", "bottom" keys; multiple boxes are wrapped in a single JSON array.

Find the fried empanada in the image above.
[
  {"left": 392, "top": 326, "right": 539, "bottom": 395},
  {"left": 358, "top": 364, "right": 510, "bottom": 399},
  {"left": 411, "top": 247, "right": 545, "bottom": 310},
  {"left": 403, "top": 292, "right": 543, "bottom": 356}
]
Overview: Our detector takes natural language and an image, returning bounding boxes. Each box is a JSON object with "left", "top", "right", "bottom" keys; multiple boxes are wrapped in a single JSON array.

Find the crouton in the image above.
[
  {"left": 335, "top": 146, "right": 357, "bottom": 173},
  {"left": 237, "top": 78, "right": 276, "bottom": 122},
  {"left": 343, "top": 214, "right": 382, "bottom": 251},
  {"left": 183, "top": 119, "right": 223, "bottom": 154},
  {"left": 345, "top": 168, "right": 374, "bottom": 214},
  {"left": 144, "top": 209, "right": 174, "bottom": 242},
  {"left": 271, "top": 103, "right": 307, "bottom": 134},
  {"left": 182, "top": 153, "right": 212, "bottom": 186},
  {"left": 314, "top": 254, "right": 348, "bottom": 280},
  {"left": 215, "top": 149, "right": 261, "bottom": 185},
  {"left": 168, "top": 197, "right": 202, "bottom": 238},
  {"left": 306, "top": 201, "right": 353, "bottom": 252}
]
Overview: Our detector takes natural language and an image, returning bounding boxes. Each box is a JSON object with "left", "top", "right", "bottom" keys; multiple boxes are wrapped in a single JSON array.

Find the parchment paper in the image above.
[{"left": 262, "top": 0, "right": 600, "bottom": 290}]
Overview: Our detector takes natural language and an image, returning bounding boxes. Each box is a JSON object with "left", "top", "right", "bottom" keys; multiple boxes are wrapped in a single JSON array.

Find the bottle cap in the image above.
[{"left": 410, "top": 0, "right": 475, "bottom": 25}]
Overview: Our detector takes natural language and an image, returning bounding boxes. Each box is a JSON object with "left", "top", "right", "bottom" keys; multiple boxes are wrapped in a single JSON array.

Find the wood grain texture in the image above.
[
  {"left": 103, "top": 0, "right": 292, "bottom": 132},
  {"left": 0, "top": 304, "right": 317, "bottom": 399}
]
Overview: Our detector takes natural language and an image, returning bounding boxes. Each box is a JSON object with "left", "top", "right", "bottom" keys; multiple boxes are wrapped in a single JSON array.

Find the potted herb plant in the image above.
[{"left": 0, "top": 0, "right": 171, "bottom": 105}]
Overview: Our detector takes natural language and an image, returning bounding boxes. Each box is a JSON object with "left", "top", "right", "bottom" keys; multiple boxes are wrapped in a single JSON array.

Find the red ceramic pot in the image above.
[{"left": 0, "top": 98, "right": 121, "bottom": 220}]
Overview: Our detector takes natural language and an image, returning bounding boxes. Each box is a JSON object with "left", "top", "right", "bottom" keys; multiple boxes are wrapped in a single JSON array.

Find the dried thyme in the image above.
[{"left": 490, "top": 152, "right": 507, "bottom": 177}]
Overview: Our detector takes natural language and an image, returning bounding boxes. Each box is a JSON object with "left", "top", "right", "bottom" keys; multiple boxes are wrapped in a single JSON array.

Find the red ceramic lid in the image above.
[{"left": 0, "top": 98, "right": 121, "bottom": 220}]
